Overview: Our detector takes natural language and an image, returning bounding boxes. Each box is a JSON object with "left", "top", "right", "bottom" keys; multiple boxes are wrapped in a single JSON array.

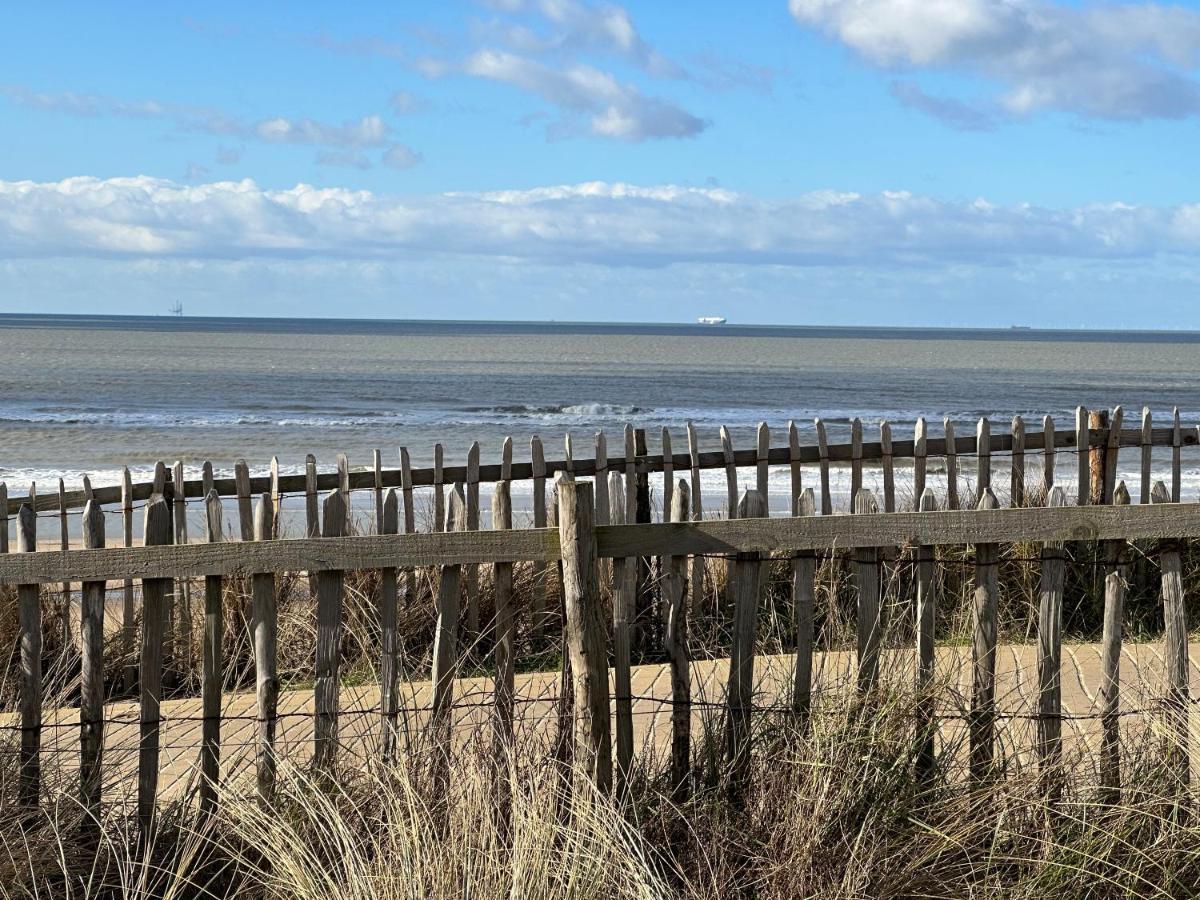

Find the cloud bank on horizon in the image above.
[{"left": 0, "top": 0, "right": 1198, "bottom": 324}]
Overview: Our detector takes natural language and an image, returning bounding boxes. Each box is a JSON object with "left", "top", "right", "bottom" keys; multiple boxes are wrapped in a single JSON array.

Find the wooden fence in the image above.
[{"left": 1, "top": 475, "right": 1199, "bottom": 834}]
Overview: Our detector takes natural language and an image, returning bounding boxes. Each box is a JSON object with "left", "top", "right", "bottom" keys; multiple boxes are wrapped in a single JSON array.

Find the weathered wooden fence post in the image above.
[
  {"left": 139, "top": 495, "right": 172, "bottom": 839},
  {"left": 1102, "top": 407, "right": 1123, "bottom": 505},
  {"left": 172, "top": 460, "right": 192, "bottom": 684},
  {"left": 850, "top": 418, "right": 863, "bottom": 505},
  {"left": 122, "top": 467, "right": 136, "bottom": 691},
  {"left": 687, "top": 421, "right": 705, "bottom": 615},
  {"left": 854, "top": 489, "right": 881, "bottom": 694},
  {"left": 557, "top": 480, "right": 612, "bottom": 795},
  {"left": 976, "top": 417, "right": 991, "bottom": 505},
  {"left": 1036, "top": 487, "right": 1067, "bottom": 801},
  {"left": 944, "top": 419, "right": 959, "bottom": 510},
  {"left": 663, "top": 480, "right": 691, "bottom": 801},
  {"left": 1152, "top": 480, "right": 1189, "bottom": 810},
  {"left": 792, "top": 488, "right": 816, "bottom": 723},
  {"left": 314, "top": 490, "right": 347, "bottom": 779},
  {"left": 726, "top": 488, "right": 766, "bottom": 801},
  {"left": 17, "top": 500, "right": 40, "bottom": 810},
  {"left": 1011, "top": 415, "right": 1025, "bottom": 507},
  {"left": 815, "top": 418, "right": 832, "bottom": 515},
  {"left": 970, "top": 487, "right": 1000, "bottom": 782},
  {"left": 200, "top": 490, "right": 224, "bottom": 819},
  {"left": 721, "top": 425, "right": 738, "bottom": 518},
  {"left": 881, "top": 421, "right": 895, "bottom": 512},
  {"left": 756, "top": 422, "right": 769, "bottom": 502},
  {"left": 80, "top": 500, "right": 106, "bottom": 834},
  {"left": 380, "top": 489, "right": 401, "bottom": 762},
  {"left": 429, "top": 487, "right": 466, "bottom": 796},
  {"left": 913, "top": 417, "right": 927, "bottom": 508},
  {"left": 1076, "top": 406, "right": 1089, "bottom": 506},
  {"left": 1099, "top": 481, "right": 1130, "bottom": 803},
  {"left": 609, "top": 471, "right": 634, "bottom": 803},
  {"left": 491, "top": 480, "right": 515, "bottom": 767},
  {"left": 915, "top": 488, "right": 939, "bottom": 782},
  {"left": 464, "top": 441, "right": 481, "bottom": 640},
  {"left": 305, "top": 454, "right": 319, "bottom": 596},
  {"left": 531, "top": 436, "right": 547, "bottom": 638},
  {"left": 253, "top": 494, "right": 278, "bottom": 803},
  {"left": 1042, "top": 416, "right": 1055, "bottom": 500}
]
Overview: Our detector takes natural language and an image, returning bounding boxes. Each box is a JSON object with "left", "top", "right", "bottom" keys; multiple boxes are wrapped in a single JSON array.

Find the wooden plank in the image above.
[
  {"left": 914, "top": 488, "right": 939, "bottom": 782},
  {"left": 1153, "top": 480, "right": 1189, "bottom": 800},
  {"left": 313, "top": 491, "right": 347, "bottom": 778},
  {"left": 122, "top": 468, "right": 136, "bottom": 692},
  {"left": 491, "top": 481, "right": 515, "bottom": 774},
  {"left": 337, "top": 453, "right": 351, "bottom": 530},
  {"left": 970, "top": 487, "right": 1000, "bottom": 782},
  {"left": 173, "top": 460, "right": 191, "bottom": 684},
  {"left": 725, "top": 489, "right": 766, "bottom": 801},
  {"left": 880, "top": 422, "right": 895, "bottom": 513},
  {"left": 1076, "top": 406, "right": 1089, "bottom": 506},
  {"left": 913, "top": 418, "right": 927, "bottom": 511},
  {"left": 976, "top": 417, "right": 991, "bottom": 504},
  {"left": 623, "top": 426, "right": 636, "bottom": 539},
  {"left": 593, "top": 432, "right": 609, "bottom": 525},
  {"left": 557, "top": 481, "right": 612, "bottom": 795},
  {"left": 1099, "top": 481, "right": 1130, "bottom": 802},
  {"left": 663, "top": 480, "right": 691, "bottom": 801},
  {"left": 564, "top": 433, "right": 575, "bottom": 477},
  {"left": 0, "top": 483, "right": 7, "bottom": 555},
  {"left": 430, "top": 487, "right": 466, "bottom": 793},
  {"left": 1042, "top": 416, "right": 1055, "bottom": 500},
  {"left": 687, "top": 421, "right": 705, "bottom": 616},
  {"left": 17, "top": 503, "right": 40, "bottom": 808},
  {"left": 12, "top": 500, "right": 1200, "bottom": 584},
  {"left": 815, "top": 418, "right": 832, "bottom": 515},
  {"left": 252, "top": 494, "right": 278, "bottom": 803},
  {"left": 139, "top": 496, "right": 172, "bottom": 838},
  {"left": 721, "top": 425, "right": 738, "bottom": 518},
  {"left": 792, "top": 488, "right": 816, "bottom": 723},
  {"left": 80, "top": 500, "right": 106, "bottom": 831},
  {"left": 756, "top": 422, "right": 769, "bottom": 503},
  {"left": 199, "top": 491, "right": 223, "bottom": 819},
  {"left": 662, "top": 427, "right": 674, "bottom": 523},
  {"left": 1140, "top": 408, "right": 1153, "bottom": 505},
  {"left": 1172, "top": 408, "right": 1182, "bottom": 502},
  {"left": 853, "top": 489, "right": 881, "bottom": 693},
  {"left": 531, "top": 435, "right": 547, "bottom": 638},
  {"left": 379, "top": 489, "right": 400, "bottom": 763},
  {"left": 944, "top": 419, "right": 959, "bottom": 510},
  {"left": 235, "top": 459, "right": 253, "bottom": 541},
  {"left": 433, "top": 443, "right": 445, "bottom": 533},
  {"left": 850, "top": 418, "right": 863, "bottom": 507},
  {"left": 1103, "top": 406, "right": 1124, "bottom": 506},
  {"left": 1036, "top": 487, "right": 1068, "bottom": 798},
  {"left": 202, "top": 461, "right": 214, "bottom": 498},
  {"left": 464, "top": 441, "right": 481, "bottom": 638},
  {"left": 608, "top": 471, "right": 633, "bottom": 804},
  {"left": 1011, "top": 416, "right": 1025, "bottom": 508},
  {"left": 18, "top": 419, "right": 1200, "bottom": 519},
  {"left": 25, "top": 420, "right": 1200, "bottom": 517}
]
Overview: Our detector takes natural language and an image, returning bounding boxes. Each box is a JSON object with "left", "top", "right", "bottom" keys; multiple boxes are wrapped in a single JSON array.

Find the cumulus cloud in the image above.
[
  {"left": 789, "top": 0, "right": 1200, "bottom": 121},
  {"left": 2, "top": 176, "right": 1198, "bottom": 269}
]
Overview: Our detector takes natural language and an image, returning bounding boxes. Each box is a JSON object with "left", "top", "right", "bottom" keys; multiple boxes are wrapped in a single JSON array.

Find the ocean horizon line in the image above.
[{"left": 1, "top": 312, "right": 1196, "bottom": 343}]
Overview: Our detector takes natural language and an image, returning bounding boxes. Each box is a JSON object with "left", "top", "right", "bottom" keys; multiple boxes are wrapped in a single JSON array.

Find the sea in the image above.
[{"left": 2, "top": 314, "right": 1198, "bottom": 537}]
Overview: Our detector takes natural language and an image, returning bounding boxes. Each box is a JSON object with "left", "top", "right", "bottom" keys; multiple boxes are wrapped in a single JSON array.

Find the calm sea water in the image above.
[{"left": 2, "top": 314, "right": 1199, "bottom": 531}]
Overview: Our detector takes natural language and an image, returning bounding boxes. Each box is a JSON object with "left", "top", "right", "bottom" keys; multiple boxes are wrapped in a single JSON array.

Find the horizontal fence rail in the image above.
[
  {"left": 2, "top": 502, "right": 1200, "bottom": 583},
  {"left": 8, "top": 419, "right": 1199, "bottom": 515}
]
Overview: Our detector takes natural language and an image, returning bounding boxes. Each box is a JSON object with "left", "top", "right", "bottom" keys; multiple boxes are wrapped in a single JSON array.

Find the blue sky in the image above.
[{"left": 1, "top": 0, "right": 1199, "bottom": 326}]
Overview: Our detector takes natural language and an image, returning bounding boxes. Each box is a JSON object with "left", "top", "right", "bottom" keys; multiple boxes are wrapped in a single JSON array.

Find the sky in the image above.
[{"left": 1, "top": 0, "right": 1199, "bottom": 327}]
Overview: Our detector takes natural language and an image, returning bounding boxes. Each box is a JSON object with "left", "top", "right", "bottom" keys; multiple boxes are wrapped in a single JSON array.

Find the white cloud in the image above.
[
  {"left": 1, "top": 85, "right": 420, "bottom": 168},
  {"left": 2, "top": 176, "right": 1199, "bottom": 270},
  {"left": 789, "top": 0, "right": 1200, "bottom": 121},
  {"left": 463, "top": 49, "right": 706, "bottom": 139}
]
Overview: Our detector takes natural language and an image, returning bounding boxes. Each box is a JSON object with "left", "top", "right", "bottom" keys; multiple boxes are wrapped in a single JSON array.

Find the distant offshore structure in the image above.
[
  {"left": 169, "top": 301, "right": 184, "bottom": 316},
  {"left": 697, "top": 315, "right": 727, "bottom": 325}
]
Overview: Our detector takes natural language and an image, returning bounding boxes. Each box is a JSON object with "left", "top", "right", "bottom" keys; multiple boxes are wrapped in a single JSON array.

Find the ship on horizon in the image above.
[{"left": 697, "top": 316, "right": 727, "bottom": 325}]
